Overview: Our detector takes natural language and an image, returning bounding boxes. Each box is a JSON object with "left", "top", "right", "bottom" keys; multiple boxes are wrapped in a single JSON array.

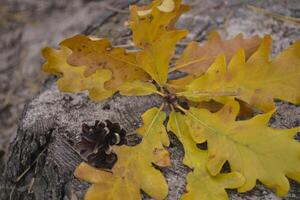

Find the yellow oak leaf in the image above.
[
  {"left": 137, "top": 107, "right": 170, "bottom": 148},
  {"left": 182, "top": 170, "right": 245, "bottom": 200},
  {"left": 60, "top": 35, "right": 149, "bottom": 90},
  {"left": 186, "top": 99, "right": 256, "bottom": 120},
  {"left": 181, "top": 36, "right": 300, "bottom": 111},
  {"left": 42, "top": 46, "right": 114, "bottom": 100},
  {"left": 129, "top": 0, "right": 188, "bottom": 48},
  {"left": 168, "top": 111, "right": 245, "bottom": 200},
  {"left": 137, "top": 30, "right": 187, "bottom": 85},
  {"left": 173, "top": 32, "right": 261, "bottom": 76},
  {"left": 75, "top": 107, "right": 170, "bottom": 200},
  {"left": 183, "top": 101, "right": 300, "bottom": 196}
]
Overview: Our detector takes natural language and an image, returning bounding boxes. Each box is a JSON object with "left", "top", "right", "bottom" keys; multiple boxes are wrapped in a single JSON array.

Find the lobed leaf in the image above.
[
  {"left": 60, "top": 35, "right": 150, "bottom": 90},
  {"left": 75, "top": 107, "right": 170, "bottom": 200},
  {"left": 43, "top": 35, "right": 153, "bottom": 101},
  {"left": 129, "top": 0, "right": 188, "bottom": 85},
  {"left": 42, "top": 46, "right": 114, "bottom": 100},
  {"left": 173, "top": 32, "right": 261, "bottom": 76},
  {"left": 129, "top": 0, "right": 189, "bottom": 48},
  {"left": 183, "top": 101, "right": 300, "bottom": 196},
  {"left": 180, "top": 36, "right": 300, "bottom": 111},
  {"left": 168, "top": 111, "right": 245, "bottom": 200},
  {"left": 137, "top": 30, "right": 187, "bottom": 85}
]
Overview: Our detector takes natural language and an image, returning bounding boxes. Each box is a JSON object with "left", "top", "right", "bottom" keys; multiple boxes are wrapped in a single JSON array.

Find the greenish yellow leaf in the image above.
[
  {"left": 75, "top": 107, "right": 170, "bottom": 200},
  {"left": 129, "top": 0, "right": 188, "bottom": 48},
  {"left": 181, "top": 36, "right": 300, "bottom": 111},
  {"left": 137, "top": 107, "right": 170, "bottom": 148},
  {"left": 137, "top": 30, "right": 187, "bottom": 85},
  {"left": 184, "top": 101, "right": 300, "bottom": 196},
  {"left": 42, "top": 46, "right": 113, "bottom": 100},
  {"left": 168, "top": 111, "right": 245, "bottom": 200},
  {"left": 129, "top": 0, "right": 189, "bottom": 86},
  {"left": 182, "top": 170, "right": 245, "bottom": 200}
]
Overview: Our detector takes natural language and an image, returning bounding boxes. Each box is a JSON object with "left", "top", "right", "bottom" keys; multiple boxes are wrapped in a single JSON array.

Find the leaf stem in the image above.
[
  {"left": 169, "top": 56, "right": 208, "bottom": 72},
  {"left": 175, "top": 103, "right": 218, "bottom": 135},
  {"left": 105, "top": 54, "right": 139, "bottom": 67},
  {"left": 143, "top": 103, "right": 165, "bottom": 138},
  {"left": 248, "top": 4, "right": 300, "bottom": 25},
  {"left": 154, "top": 90, "right": 165, "bottom": 97},
  {"left": 170, "top": 105, "right": 184, "bottom": 140},
  {"left": 176, "top": 90, "right": 240, "bottom": 97},
  {"left": 174, "top": 103, "right": 187, "bottom": 114}
]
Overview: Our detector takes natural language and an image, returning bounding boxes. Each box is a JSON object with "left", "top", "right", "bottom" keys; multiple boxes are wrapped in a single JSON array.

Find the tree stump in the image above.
[{"left": 1, "top": 0, "right": 300, "bottom": 199}]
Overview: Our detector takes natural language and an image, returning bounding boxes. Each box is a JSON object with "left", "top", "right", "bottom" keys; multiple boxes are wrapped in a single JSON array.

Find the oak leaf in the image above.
[
  {"left": 168, "top": 111, "right": 245, "bottom": 200},
  {"left": 180, "top": 36, "right": 300, "bottom": 111},
  {"left": 183, "top": 101, "right": 300, "bottom": 196},
  {"left": 136, "top": 30, "right": 187, "bottom": 85},
  {"left": 60, "top": 35, "right": 150, "bottom": 90},
  {"left": 42, "top": 35, "right": 153, "bottom": 100},
  {"left": 129, "top": 0, "right": 188, "bottom": 48},
  {"left": 42, "top": 46, "right": 114, "bottom": 100},
  {"left": 129, "top": 0, "right": 188, "bottom": 85},
  {"left": 173, "top": 32, "right": 261, "bottom": 76},
  {"left": 75, "top": 107, "right": 170, "bottom": 200}
]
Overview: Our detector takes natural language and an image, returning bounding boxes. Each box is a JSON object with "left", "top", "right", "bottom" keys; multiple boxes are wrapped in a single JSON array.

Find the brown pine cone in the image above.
[{"left": 76, "top": 120, "right": 127, "bottom": 169}]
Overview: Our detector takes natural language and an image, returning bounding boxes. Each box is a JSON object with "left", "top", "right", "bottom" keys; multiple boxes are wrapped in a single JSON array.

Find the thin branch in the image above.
[
  {"left": 177, "top": 90, "right": 240, "bottom": 97},
  {"left": 10, "top": 145, "right": 49, "bottom": 200},
  {"left": 248, "top": 4, "right": 300, "bottom": 25},
  {"left": 100, "top": 2, "right": 129, "bottom": 14}
]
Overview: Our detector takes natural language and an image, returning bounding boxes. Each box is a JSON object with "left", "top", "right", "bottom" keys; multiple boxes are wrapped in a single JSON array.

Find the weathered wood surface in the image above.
[
  {"left": 1, "top": 0, "right": 300, "bottom": 199},
  {"left": 0, "top": 0, "right": 139, "bottom": 154}
]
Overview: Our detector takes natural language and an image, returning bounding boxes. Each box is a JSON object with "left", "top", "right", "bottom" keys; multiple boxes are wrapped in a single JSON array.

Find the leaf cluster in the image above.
[{"left": 42, "top": 0, "right": 300, "bottom": 199}]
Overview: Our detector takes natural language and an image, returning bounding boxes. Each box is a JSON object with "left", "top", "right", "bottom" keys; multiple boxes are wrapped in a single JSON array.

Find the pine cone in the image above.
[{"left": 76, "top": 120, "right": 127, "bottom": 169}]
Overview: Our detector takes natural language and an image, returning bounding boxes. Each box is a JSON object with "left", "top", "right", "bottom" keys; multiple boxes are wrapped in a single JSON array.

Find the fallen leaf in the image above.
[
  {"left": 129, "top": 0, "right": 187, "bottom": 48},
  {"left": 173, "top": 32, "right": 261, "bottom": 76},
  {"left": 60, "top": 35, "right": 149, "bottom": 90},
  {"left": 42, "top": 46, "right": 113, "bottom": 100},
  {"left": 168, "top": 111, "right": 245, "bottom": 200},
  {"left": 137, "top": 30, "right": 187, "bottom": 85},
  {"left": 184, "top": 101, "right": 300, "bottom": 196},
  {"left": 181, "top": 36, "right": 300, "bottom": 111}
]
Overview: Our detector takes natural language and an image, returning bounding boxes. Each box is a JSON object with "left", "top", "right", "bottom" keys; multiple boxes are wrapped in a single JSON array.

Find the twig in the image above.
[
  {"left": 125, "top": 49, "right": 140, "bottom": 53},
  {"left": 9, "top": 145, "right": 49, "bottom": 200},
  {"left": 248, "top": 4, "right": 300, "bottom": 25},
  {"left": 113, "top": 43, "right": 134, "bottom": 48},
  {"left": 15, "top": 147, "right": 48, "bottom": 182},
  {"left": 100, "top": 2, "right": 129, "bottom": 14},
  {"left": 114, "top": 42, "right": 189, "bottom": 49}
]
